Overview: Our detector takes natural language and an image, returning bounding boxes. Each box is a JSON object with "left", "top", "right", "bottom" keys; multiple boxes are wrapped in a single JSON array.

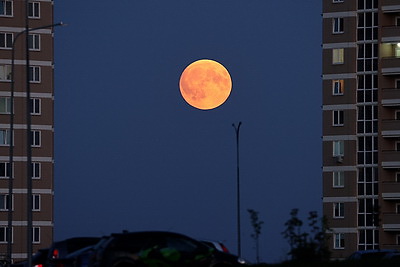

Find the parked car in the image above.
[
  {"left": 47, "top": 237, "right": 101, "bottom": 267},
  {"left": 64, "top": 231, "right": 248, "bottom": 267},
  {"left": 11, "top": 248, "right": 49, "bottom": 267},
  {"left": 348, "top": 249, "right": 399, "bottom": 261},
  {"left": 200, "top": 240, "right": 230, "bottom": 253}
]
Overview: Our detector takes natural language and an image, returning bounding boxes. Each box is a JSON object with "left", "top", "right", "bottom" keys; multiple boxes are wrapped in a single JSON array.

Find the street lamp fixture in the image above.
[
  {"left": 232, "top": 122, "right": 242, "bottom": 257},
  {"left": 7, "top": 21, "right": 65, "bottom": 267}
]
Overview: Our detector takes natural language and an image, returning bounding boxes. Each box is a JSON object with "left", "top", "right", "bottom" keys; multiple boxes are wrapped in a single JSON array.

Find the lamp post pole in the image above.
[
  {"left": 7, "top": 21, "right": 64, "bottom": 267},
  {"left": 232, "top": 122, "right": 242, "bottom": 258}
]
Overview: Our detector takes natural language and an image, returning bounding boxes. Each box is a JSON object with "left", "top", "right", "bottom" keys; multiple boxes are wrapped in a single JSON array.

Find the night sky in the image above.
[{"left": 53, "top": 0, "right": 322, "bottom": 263}]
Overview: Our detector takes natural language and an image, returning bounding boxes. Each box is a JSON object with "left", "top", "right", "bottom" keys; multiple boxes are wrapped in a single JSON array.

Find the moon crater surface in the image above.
[{"left": 179, "top": 59, "right": 232, "bottom": 110}]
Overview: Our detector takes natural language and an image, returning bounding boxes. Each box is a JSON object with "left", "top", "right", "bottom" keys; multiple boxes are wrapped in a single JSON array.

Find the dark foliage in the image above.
[{"left": 281, "top": 209, "right": 331, "bottom": 262}]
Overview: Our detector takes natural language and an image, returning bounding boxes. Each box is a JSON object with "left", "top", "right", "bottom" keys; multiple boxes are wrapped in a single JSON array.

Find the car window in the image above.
[{"left": 165, "top": 237, "right": 201, "bottom": 253}]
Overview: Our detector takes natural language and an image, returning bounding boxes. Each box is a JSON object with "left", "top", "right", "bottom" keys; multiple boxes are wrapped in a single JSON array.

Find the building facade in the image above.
[
  {"left": 0, "top": 0, "right": 54, "bottom": 263},
  {"left": 322, "top": 0, "right": 400, "bottom": 259}
]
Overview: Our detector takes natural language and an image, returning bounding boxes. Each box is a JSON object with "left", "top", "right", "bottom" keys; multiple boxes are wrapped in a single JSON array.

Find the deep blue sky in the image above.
[{"left": 53, "top": 0, "right": 322, "bottom": 263}]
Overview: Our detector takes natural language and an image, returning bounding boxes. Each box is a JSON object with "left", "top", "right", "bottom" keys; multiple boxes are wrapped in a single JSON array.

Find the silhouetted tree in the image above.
[
  {"left": 281, "top": 209, "right": 330, "bottom": 262},
  {"left": 247, "top": 209, "right": 264, "bottom": 263}
]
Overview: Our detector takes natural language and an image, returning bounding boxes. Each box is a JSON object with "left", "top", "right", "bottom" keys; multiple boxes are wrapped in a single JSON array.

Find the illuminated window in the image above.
[
  {"left": 333, "top": 171, "right": 344, "bottom": 187},
  {"left": 0, "top": 32, "right": 12, "bottom": 48},
  {"left": 333, "top": 18, "right": 344, "bottom": 33},
  {"left": 28, "top": 34, "right": 40, "bottom": 51},
  {"left": 333, "top": 140, "right": 344, "bottom": 156},
  {"left": 0, "top": 97, "right": 11, "bottom": 114},
  {"left": 333, "top": 110, "right": 344, "bottom": 126},
  {"left": 333, "top": 0, "right": 343, "bottom": 2},
  {"left": 333, "top": 48, "right": 344, "bottom": 64},
  {"left": 28, "top": 2, "right": 40, "bottom": 18},
  {"left": 395, "top": 43, "right": 400, "bottom": 58},
  {"left": 0, "top": 1, "right": 12, "bottom": 16},
  {"left": 334, "top": 233, "right": 345, "bottom": 249},
  {"left": 333, "top": 80, "right": 344, "bottom": 95}
]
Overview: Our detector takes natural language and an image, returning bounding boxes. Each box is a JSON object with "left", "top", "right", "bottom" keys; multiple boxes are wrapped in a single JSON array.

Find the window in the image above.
[
  {"left": 333, "top": 0, "right": 344, "bottom": 2},
  {"left": 0, "top": 97, "right": 11, "bottom": 114},
  {"left": 334, "top": 203, "right": 345, "bottom": 218},
  {"left": 30, "top": 98, "right": 41, "bottom": 115},
  {"left": 0, "top": 129, "right": 10, "bottom": 145},
  {"left": 29, "top": 66, "right": 40, "bottom": 82},
  {"left": 0, "top": 1, "right": 12, "bottom": 16},
  {"left": 396, "top": 17, "right": 400, "bottom": 27},
  {"left": 396, "top": 110, "right": 400, "bottom": 120},
  {"left": 333, "top": 48, "right": 344, "bottom": 64},
  {"left": 396, "top": 80, "right": 400, "bottom": 89},
  {"left": 0, "top": 226, "right": 12, "bottom": 243},
  {"left": 333, "top": 110, "right": 344, "bottom": 126},
  {"left": 0, "top": 65, "right": 11, "bottom": 80},
  {"left": 333, "top": 171, "right": 344, "bottom": 187},
  {"left": 28, "top": 34, "right": 40, "bottom": 50},
  {"left": 0, "top": 32, "right": 12, "bottom": 48},
  {"left": 396, "top": 172, "right": 400, "bottom": 183},
  {"left": 333, "top": 18, "right": 344, "bottom": 33},
  {"left": 31, "top": 162, "right": 40, "bottom": 179},
  {"left": 0, "top": 194, "right": 11, "bottom": 211},
  {"left": 32, "top": 194, "right": 40, "bottom": 211},
  {"left": 396, "top": 204, "right": 400, "bottom": 214},
  {"left": 397, "top": 235, "right": 400, "bottom": 245},
  {"left": 333, "top": 140, "right": 344, "bottom": 156},
  {"left": 32, "top": 227, "right": 40, "bottom": 243},
  {"left": 28, "top": 2, "right": 40, "bottom": 18},
  {"left": 31, "top": 130, "right": 41, "bottom": 147},
  {"left": 334, "top": 233, "right": 345, "bottom": 249},
  {"left": 0, "top": 162, "right": 10, "bottom": 178},
  {"left": 333, "top": 80, "right": 344, "bottom": 95}
]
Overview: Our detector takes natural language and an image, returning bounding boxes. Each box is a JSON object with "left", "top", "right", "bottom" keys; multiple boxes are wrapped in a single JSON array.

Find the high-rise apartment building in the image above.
[
  {"left": 323, "top": 0, "right": 400, "bottom": 259},
  {"left": 0, "top": 0, "right": 54, "bottom": 263}
]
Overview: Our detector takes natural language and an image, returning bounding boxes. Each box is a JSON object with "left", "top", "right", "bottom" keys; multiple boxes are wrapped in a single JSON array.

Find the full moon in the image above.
[{"left": 179, "top": 59, "right": 232, "bottom": 110}]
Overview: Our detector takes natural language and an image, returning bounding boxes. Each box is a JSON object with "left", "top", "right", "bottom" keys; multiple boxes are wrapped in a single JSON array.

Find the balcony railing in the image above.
[
  {"left": 381, "top": 120, "right": 400, "bottom": 137},
  {"left": 381, "top": 89, "right": 400, "bottom": 107},
  {"left": 381, "top": 57, "right": 400, "bottom": 75},
  {"left": 382, "top": 182, "right": 400, "bottom": 199},
  {"left": 381, "top": 151, "right": 400, "bottom": 168},
  {"left": 382, "top": 26, "right": 400, "bottom": 42},
  {"left": 382, "top": 213, "right": 400, "bottom": 231},
  {"left": 382, "top": 0, "right": 400, "bottom": 13}
]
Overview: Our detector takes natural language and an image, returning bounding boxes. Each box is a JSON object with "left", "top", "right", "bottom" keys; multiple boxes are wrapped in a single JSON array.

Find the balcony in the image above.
[
  {"left": 381, "top": 57, "right": 400, "bottom": 75},
  {"left": 381, "top": 120, "right": 400, "bottom": 137},
  {"left": 382, "top": 26, "right": 400, "bottom": 43},
  {"left": 382, "top": 0, "right": 400, "bottom": 13},
  {"left": 381, "top": 151, "right": 400, "bottom": 168},
  {"left": 383, "top": 213, "right": 400, "bottom": 231},
  {"left": 381, "top": 89, "right": 400, "bottom": 107},
  {"left": 382, "top": 182, "right": 400, "bottom": 200}
]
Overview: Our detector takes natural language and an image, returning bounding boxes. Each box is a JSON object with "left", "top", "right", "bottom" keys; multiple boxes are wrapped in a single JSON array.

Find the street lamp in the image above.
[
  {"left": 7, "top": 21, "right": 65, "bottom": 267},
  {"left": 232, "top": 122, "right": 242, "bottom": 257}
]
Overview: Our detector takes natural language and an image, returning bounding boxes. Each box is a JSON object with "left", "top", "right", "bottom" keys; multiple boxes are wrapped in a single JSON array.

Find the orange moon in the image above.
[{"left": 179, "top": 59, "right": 232, "bottom": 110}]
